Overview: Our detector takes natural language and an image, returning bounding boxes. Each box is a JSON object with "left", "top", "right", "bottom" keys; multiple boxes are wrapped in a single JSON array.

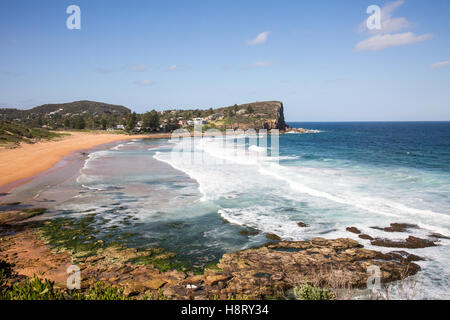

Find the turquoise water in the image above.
[{"left": 12, "top": 122, "right": 450, "bottom": 298}]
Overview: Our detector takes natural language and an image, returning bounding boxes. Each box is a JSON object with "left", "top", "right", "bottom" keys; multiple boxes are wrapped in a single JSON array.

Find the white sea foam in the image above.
[
  {"left": 154, "top": 136, "right": 450, "bottom": 238},
  {"left": 110, "top": 144, "right": 125, "bottom": 151},
  {"left": 219, "top": 206, "right": 307, "bottom": 240}
]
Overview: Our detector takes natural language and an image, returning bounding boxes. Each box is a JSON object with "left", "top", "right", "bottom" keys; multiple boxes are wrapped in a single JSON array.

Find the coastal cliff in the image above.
[{"left": 214, "top": 101, "right": 287, "bottom": 131}]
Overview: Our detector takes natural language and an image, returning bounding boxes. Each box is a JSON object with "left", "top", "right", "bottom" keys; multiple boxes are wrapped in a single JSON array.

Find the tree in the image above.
[
  {"left": 246, "top": 105, "right": 254, "bottom": 114},
  {"left": 142, "top": 110, "right": 160, "bottom": 132},
  {"left": 226, "top": 108, "right": 234, "bottom": 127},
  {"left": 126, "top": 112, "right": 137, "bottom": 131},
  {"left": 64, "top": 118, "right": 71, "bottom": 128},
  {"left": 166, "top": 117, "right": 179, "bottom": 132},
  {"left": 74, "top": 116, "right": 85, "bottom": 130},
  {"left": 101, "top": 118, "right": 107, "bottom": 130}
]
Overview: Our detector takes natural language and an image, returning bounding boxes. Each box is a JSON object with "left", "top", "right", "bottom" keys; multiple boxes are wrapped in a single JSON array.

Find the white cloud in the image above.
[
  {"left": 128, "top": 64, "right": 150, "bottom": 72},
  {"left": 356, "top": 0, "right": 432, "bottom": 52},
  {"left": 355, "top": 32, "right": 432, "bottom": 51},
  {"left": 168, "top": 65, "right": 177, "bottom": 71},
  {"left": 135, "top": 79, "right": 154, "bottom": 86},
  {"left": 430, "top": 61, "right": 450, "bottom": 69},
  {"left": 252, "top": 60, "right": 274, "bottom": 68},
  {"left": 248, "top": 31, "right": 270, "bottom": 45}
]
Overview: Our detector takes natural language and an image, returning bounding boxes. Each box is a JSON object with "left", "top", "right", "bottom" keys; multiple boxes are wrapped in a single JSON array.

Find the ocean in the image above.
[{"left": 5, "top": 122, "right": 450, "bottom": 299}]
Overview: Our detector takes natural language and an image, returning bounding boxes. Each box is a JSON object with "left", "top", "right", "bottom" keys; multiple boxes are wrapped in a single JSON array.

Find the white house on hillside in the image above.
[{"left": 193, "top": 118, "right": 207, "bottom": 125}]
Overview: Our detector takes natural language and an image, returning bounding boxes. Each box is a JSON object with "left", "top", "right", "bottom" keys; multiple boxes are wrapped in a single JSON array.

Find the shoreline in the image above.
[{"left": 0, "top": 131, "right": 171, "bottom": 191}]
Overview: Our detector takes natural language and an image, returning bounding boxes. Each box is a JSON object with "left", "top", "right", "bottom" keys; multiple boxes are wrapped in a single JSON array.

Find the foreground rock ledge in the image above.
[
  {"left": 1, "top": 230, "right": 421, "bottom": 300},
  {"left": 205, "top": 238, "right": 420, "bottom": 299},
  {"left": 165, "top": 238, "right": 420, "bottom": 299}
]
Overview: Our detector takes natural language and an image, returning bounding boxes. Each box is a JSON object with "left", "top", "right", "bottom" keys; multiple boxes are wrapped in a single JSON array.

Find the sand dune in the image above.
[{"left": 0, "top": 131, "right": 170, "bottom": 189}]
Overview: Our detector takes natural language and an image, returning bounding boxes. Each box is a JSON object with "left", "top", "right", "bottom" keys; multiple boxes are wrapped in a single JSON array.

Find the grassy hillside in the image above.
[
  {"left": 28, "top": 100, "right": 130, "bottom": 117},
  {"left": 0, "top": 101, "right": 130, "bottom": 119},
  {"left": 0, "top": 120, "right": 63, "bottom": 146},
  {"left": 0, "top": 101, "right": 131, "bottom": 131}
]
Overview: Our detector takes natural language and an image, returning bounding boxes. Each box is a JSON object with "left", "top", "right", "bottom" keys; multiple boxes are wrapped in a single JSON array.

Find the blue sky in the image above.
[{"left": 0, "top": 0, "right": 449, "bottom": 121}]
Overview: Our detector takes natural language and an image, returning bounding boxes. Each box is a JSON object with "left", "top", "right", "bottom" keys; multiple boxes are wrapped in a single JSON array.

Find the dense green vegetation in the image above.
[
  {"left": 0, "top": 120, "right": 63, "bottom": 145},
  {"left": 293, "top": 283, "right": 335, "bottom": 300}
]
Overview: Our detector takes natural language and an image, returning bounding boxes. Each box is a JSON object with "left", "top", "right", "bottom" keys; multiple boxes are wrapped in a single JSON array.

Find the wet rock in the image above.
[
  {"left": 0, "top": 208, "right": 47, "bottom": 225},
  {"left": 265, "top": 233, "right": 281, "bottom": 241},
  {"left": 239, "top": 229, "right": 259, "bottom": 236},
  {"left": 346, "top": 227, "right": 361, "bottom": 234},
  {"left": 371, "top": 223, "right": 418, "bottom": 233},
  {"left": 358, "top": 234, "right": 374, "bottom": 240},
  {"left": 383, "top": 251, "right": 424, "bottom": 262},
  {"left": 371, "top": 236, "right": 437, "bottom": 249},
  {"left": 384, "top": 223, "right": 418, "bottom": 232},
  {"left": 297, "top": 222, "right": 308, "bottom": 228},
  {"left": 0, "top": 202, "right": 21, "bottom": 206},
  {"left": 429, "top": 233, "right": 450, "bottom": 240}
]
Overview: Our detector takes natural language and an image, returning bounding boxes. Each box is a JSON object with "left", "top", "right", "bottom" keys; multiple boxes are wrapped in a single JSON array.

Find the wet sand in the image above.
[{"left": 0, "top": 131, "right": 171, "bottom": 190}]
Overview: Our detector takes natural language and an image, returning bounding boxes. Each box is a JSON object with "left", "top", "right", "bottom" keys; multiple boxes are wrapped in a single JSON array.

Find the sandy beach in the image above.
[{"left": 0, "top": 131, "right": 171, "bottom": 189}]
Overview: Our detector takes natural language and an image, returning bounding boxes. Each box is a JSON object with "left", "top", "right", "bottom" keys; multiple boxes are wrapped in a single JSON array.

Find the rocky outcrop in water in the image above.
[
  {"left": 370, "top": 236, "right": 437, "bottom": 249},
  {"left": 371, "top": 223, "right": 418, "bottom": 233}
]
